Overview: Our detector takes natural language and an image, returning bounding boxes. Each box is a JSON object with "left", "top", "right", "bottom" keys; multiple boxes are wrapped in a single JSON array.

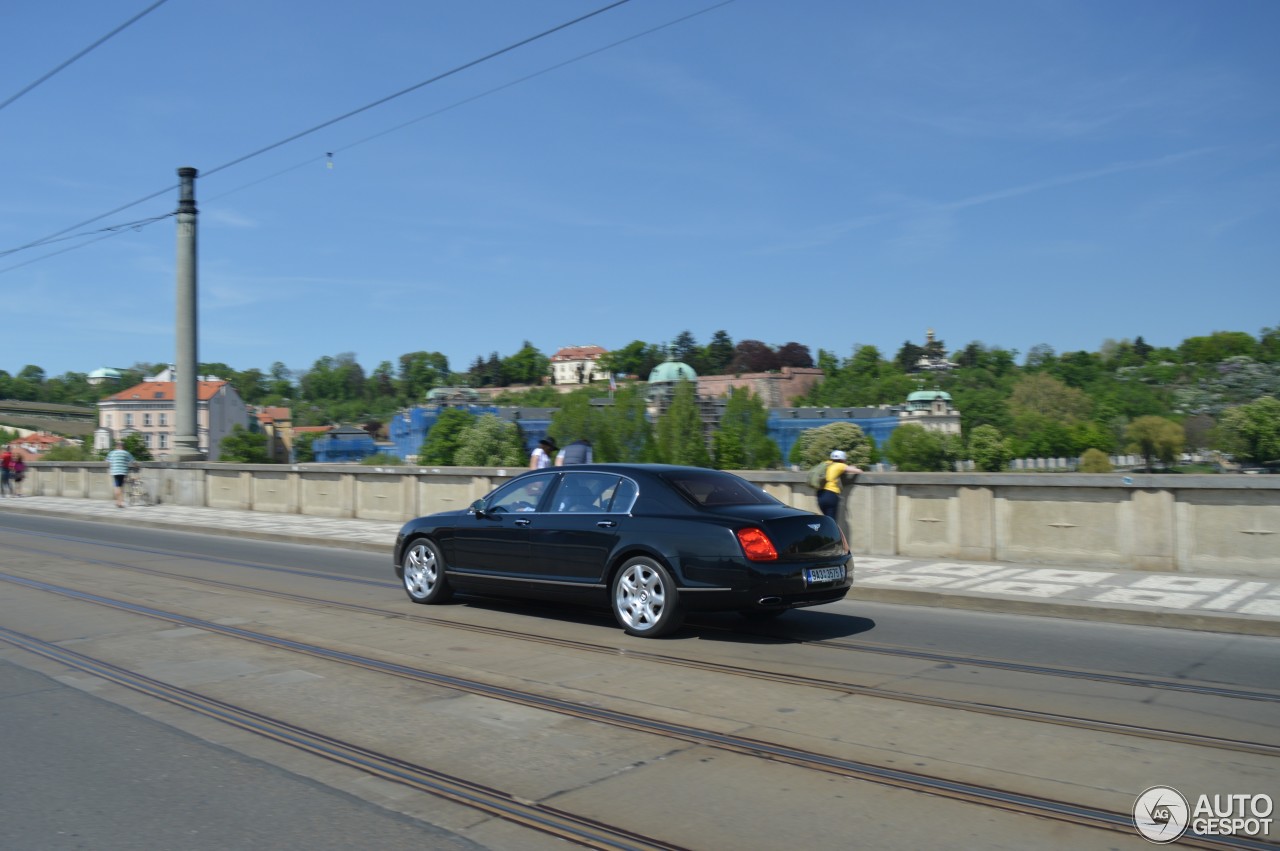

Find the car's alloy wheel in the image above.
[
  {"left": 612, "top": 557, "right": 682, "bottom": 637},
  {"left": 402, "top": 539, "right": 452, "bottom": 604}
]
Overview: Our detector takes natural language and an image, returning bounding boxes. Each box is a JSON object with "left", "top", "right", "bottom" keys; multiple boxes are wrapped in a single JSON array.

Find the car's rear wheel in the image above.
[
  {"left": 611, "top": 557, "right": 682, "bottom": 637},
  {"left": 401, "top": 539, "right": 452, "bottom": 604}
]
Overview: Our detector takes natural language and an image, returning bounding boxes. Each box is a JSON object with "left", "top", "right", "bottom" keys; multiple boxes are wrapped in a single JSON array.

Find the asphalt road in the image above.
[{"left": 2, "top": 513, "right": 1277, "bottom": 850}]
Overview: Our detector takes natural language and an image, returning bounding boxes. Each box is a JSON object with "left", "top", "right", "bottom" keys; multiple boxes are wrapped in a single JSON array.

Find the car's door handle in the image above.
[
  {"left": 596, "top": 520, "right": 617, "bottom": 528},
  {"left": 514, "top": 518, "right": 531, "bottom": 527}
]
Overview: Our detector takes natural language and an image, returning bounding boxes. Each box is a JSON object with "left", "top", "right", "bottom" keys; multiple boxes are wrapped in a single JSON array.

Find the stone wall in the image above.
[{"left": 25, "top": 463, "right": 1280, "bottom": 576}]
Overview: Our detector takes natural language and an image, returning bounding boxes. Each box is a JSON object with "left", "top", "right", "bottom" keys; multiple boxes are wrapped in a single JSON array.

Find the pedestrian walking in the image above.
[
  {"left": 106, "top": 439, "right": 134, "bottom": 508},
  {"left": 817, "top": 449, "right": 861, "bottom": 521},
  {"left": 0, "top": 445, "right": 13, "bottom": 497},
  {"left": 530, "top": 437, "right": 557, "bottom": 470},
  {"left": 555, "top": 438, "right": 593, "bottom": 466},
  {"left": 10, "top": 455, "right": 25, "bottom": 497}
]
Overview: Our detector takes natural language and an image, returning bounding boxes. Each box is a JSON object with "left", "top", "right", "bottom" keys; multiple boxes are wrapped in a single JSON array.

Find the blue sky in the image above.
[{"left": 3, "top": 0, "right": 1277, "bottom": 381}]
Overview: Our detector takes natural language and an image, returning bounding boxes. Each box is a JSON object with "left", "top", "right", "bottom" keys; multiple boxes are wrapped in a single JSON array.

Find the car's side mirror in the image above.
[{"left": 469, "top": 499, "right": 488, "bottom": 516}]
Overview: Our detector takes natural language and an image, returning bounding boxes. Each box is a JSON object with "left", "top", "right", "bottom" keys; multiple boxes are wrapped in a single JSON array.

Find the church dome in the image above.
[{"left": 648, "top": 361, "right": 697, "bottom": 383}]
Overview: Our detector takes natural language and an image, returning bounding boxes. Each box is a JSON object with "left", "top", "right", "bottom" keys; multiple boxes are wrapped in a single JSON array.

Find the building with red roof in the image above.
[
  {"left": 550, "top": 345, "right": 607, "bottom": 386},
  {"left": 96, "top": 369, "right": 247, "bottom": 461}
]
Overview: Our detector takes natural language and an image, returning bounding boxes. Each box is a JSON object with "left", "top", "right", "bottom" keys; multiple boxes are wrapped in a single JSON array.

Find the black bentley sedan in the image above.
[{"left": 393, "top": 464, "right": 852, "bottom": 637}]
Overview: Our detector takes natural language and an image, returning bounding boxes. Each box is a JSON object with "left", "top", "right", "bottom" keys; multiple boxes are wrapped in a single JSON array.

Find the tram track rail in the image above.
[
  {"left": 0, "top": 623, "right": 691, "bottom": 851},
  {"left": 0, "top": 570, "right": 1264, "bottom": 849},
  {"left": 7, "top": 527, "right": 1278, "bottom": 705},
  {"left": 1, "top": 570, "right": 1276, "bottom": 850},
  {"left": 3, "top": 534, "right": 1278, "bottom": 761}
]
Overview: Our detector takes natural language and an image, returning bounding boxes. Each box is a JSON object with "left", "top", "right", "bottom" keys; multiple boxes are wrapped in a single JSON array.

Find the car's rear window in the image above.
[{"left": 661, "top": 471, "right": 777, "bottom": 507}]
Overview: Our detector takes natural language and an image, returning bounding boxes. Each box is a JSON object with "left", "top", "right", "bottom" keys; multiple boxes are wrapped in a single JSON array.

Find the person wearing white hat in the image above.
[{"left": 817, "top": 449, "right": 862, "bottom": 520}]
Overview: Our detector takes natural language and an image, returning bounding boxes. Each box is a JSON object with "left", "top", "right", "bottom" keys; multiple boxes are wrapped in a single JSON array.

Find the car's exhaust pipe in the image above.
[{"left": 758, "top": 597, "right": 782, "bottom": 606}]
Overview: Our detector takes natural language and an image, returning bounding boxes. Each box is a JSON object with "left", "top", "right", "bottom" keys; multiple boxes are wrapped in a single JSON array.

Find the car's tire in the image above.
[
  {"left": 401, "top": 538, "right": 453, "bottom": 604},
  {"left": 611, "top": 557, "right": 683, "bottom": 637}
]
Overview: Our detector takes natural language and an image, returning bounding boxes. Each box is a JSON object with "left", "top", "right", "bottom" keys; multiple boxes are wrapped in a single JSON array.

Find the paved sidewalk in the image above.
[{"left": 3, "top": 495, "right": 1278, "bottom": 636}]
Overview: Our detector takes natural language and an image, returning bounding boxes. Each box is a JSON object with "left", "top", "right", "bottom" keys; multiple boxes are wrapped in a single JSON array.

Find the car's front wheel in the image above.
[
  {"left": 401, "top": 538, "right": 452, "bottom": 604},
  {"left": 611, "top": 557, "right": 683, "bottom": 637}
]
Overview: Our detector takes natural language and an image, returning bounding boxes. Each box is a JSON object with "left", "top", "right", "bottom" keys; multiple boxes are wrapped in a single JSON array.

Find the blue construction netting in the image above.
[
  {"left": 767, "top": 414, "right": 900, "bottom": 461},
  {"left": 313, "top": 437, "right": 378, "bottom": 463}
]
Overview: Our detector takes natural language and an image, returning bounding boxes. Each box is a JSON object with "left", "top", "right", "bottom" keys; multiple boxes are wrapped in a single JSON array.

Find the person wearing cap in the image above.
[
  {"left": 530, "top": 437, "right": 557, "bottom": 470},
  {"left": 818, "top": 449, "right": 862, "bottom": 520}
]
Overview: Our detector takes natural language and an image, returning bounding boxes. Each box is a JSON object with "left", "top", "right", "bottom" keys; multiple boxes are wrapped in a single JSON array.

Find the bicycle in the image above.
[{"left": 126, "top": 466, "right": 151, "bottom": 507}]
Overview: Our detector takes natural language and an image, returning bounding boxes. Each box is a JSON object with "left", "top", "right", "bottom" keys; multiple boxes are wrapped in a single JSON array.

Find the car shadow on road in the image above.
[
  {"left": 446, "top": 595, "right": 875, "bottom": 643},
  {"left": 682, "top": 610, "right": 877, "bottom": 643}
]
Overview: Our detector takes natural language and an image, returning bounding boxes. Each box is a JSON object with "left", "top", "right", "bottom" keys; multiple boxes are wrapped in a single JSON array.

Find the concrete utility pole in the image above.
[{"left": 171, "top": 166, "right": 204, "bottom": 461}]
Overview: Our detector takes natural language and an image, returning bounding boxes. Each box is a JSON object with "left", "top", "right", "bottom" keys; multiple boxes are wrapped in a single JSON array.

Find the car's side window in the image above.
[
  {"left": 605, "top": 477, "right": 638, "bottom": 513},
  {"left": 489, "top": 473, "right": 555, "bottom": 513},
  {"left": 550, "top": 473, "right": 618, "bottom": 513}
]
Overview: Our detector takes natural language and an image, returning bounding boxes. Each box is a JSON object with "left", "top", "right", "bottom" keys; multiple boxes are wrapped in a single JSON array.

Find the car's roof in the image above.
[{"left": 527, "top": 463, "right": 733, "bottom": 475}]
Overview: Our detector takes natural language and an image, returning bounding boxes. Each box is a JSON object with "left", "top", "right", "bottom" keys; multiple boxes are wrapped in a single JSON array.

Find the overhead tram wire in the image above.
[
  {"left": 0, "top": 0, "right": 172, "bottom": 113},
  {"left": 201, "top": 0, "right": 637, "bottom": 180},
  {"left": 1, "top": 0, "right": 734, "bottom": 274},
  {"left": 206, "top": 0, "right": 736, "bottom": 205},
  {"left": 2, "top": 0, "right": 737, "bottom": 275},
  {"left": 0, "top": 214, "right": 173, "bottom": 277},
  {"left": 0, "top": 0, "right": 636, "bottom": 263}
]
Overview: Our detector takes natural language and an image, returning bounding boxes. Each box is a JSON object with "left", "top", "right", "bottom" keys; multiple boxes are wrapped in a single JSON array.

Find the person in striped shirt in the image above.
[{"left": 106, "top": 439, "right": 134, "bottom": 508}]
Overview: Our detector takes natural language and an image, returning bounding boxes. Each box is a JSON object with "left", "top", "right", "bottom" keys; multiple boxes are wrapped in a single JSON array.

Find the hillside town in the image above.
[{"left": 2, "top": 326, "right": 1277, "bottom": 474}]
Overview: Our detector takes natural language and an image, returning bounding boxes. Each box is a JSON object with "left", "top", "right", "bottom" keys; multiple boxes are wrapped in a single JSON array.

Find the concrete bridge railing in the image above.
[{"left": 26, "top": 462, "right": 1280, "bottom": 577}]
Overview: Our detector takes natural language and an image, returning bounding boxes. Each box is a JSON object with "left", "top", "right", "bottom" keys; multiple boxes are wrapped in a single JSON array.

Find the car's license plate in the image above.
[{"left": 807, "top": 565, "right": 845, "bottom": 584}]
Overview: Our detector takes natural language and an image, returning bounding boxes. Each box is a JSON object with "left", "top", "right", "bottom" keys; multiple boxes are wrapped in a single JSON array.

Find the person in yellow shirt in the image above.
[{"left": 818, "top": 449, "right": 862, "bottom": 520}]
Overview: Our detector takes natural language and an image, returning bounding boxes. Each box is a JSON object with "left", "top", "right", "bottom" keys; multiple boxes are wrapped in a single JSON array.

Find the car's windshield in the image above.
[{"left": 660, "top": 470, "right": 778, "bottom": 507}]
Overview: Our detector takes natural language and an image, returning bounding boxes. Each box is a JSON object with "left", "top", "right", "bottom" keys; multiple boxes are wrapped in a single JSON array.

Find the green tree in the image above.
[
  {"left": 502, "top": 341, "right": 550, "bottom": 386},
  {"left": 292, "top": 431, "right": 319, "bottom": 463},
  {"left": 44, "top": 443, "right": 94, "bottom": 461},
  {"left": 1008, "top": 372, "right": 1092, "bottom": 422},
  {"left": 1217, "top": 396, "right": 1280, "bottom": 465},
  {"left": 600, "top": 340, "right": 665, "bottom": 378},
  {"left": 1125, "top": 416, "right": 1185, "bottom": 471},
  {"left": 703, "top": 330, "right": 735, "bottom": 374},
  {"left": 453, "top": 414, "right": 526, "bottom": 467},
  {"left": 1259, "top": 326, "right": 1280, "bottom": 363},
  {"left": 894, "top": 341, "right": 924, "bottom": 372},
  {"left": 368, "top": 361, "right": 397, "bottom": 402},
  {"left": 547, "top": 390, "right": 597, "bottom": 450},
  {"left": 360, "top": 452, "right": 406, "bottom": 466},
  {"left": 1178, "top": 331, "right": 1257, "bottom": 364},
  {"left": 789, "top": 422, "right": 874, "bottom": 468},
  {"left": 671, "top": 330, "right": 705, "bottom": 374},
  {"left": 121, "top": 432, "right": 152, "bottom": 462},
  {"left": 268, "top": 361, "right": 295, "bottom": 399},
  {"left": 600, "top": 385, "right": 656, "bottom": 462},
  {"left": 219, "top": 424, "right": 273, "bottom": 463},
  {"left": 1079, "top": 448, "right": 1113, "bottom": 473},
  {"left": 398, "top": 351, "right": 449, "bottom": 401},
  {"left": 967, "top": 424, "right": 1010, "bottom": 472},
  {"left": 712, "top": 388, "right": 781, "bottom": 470},
  {"left": 655, "top": 380, "right": 710, "bottom": 467},
  {"left": 885, "top": 424, "right": 958, "bottom": 472},
  {"left": 232, "top": 367, "right": 269, "bottom": 404},
  {"left": 418, "top": 408, "right": 475, "bottom": 465}
]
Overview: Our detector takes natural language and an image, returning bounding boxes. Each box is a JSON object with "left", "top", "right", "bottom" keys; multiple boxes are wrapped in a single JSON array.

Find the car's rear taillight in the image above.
[{"left": 736, "top": 527, "right": 778, "bottom": 561}]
